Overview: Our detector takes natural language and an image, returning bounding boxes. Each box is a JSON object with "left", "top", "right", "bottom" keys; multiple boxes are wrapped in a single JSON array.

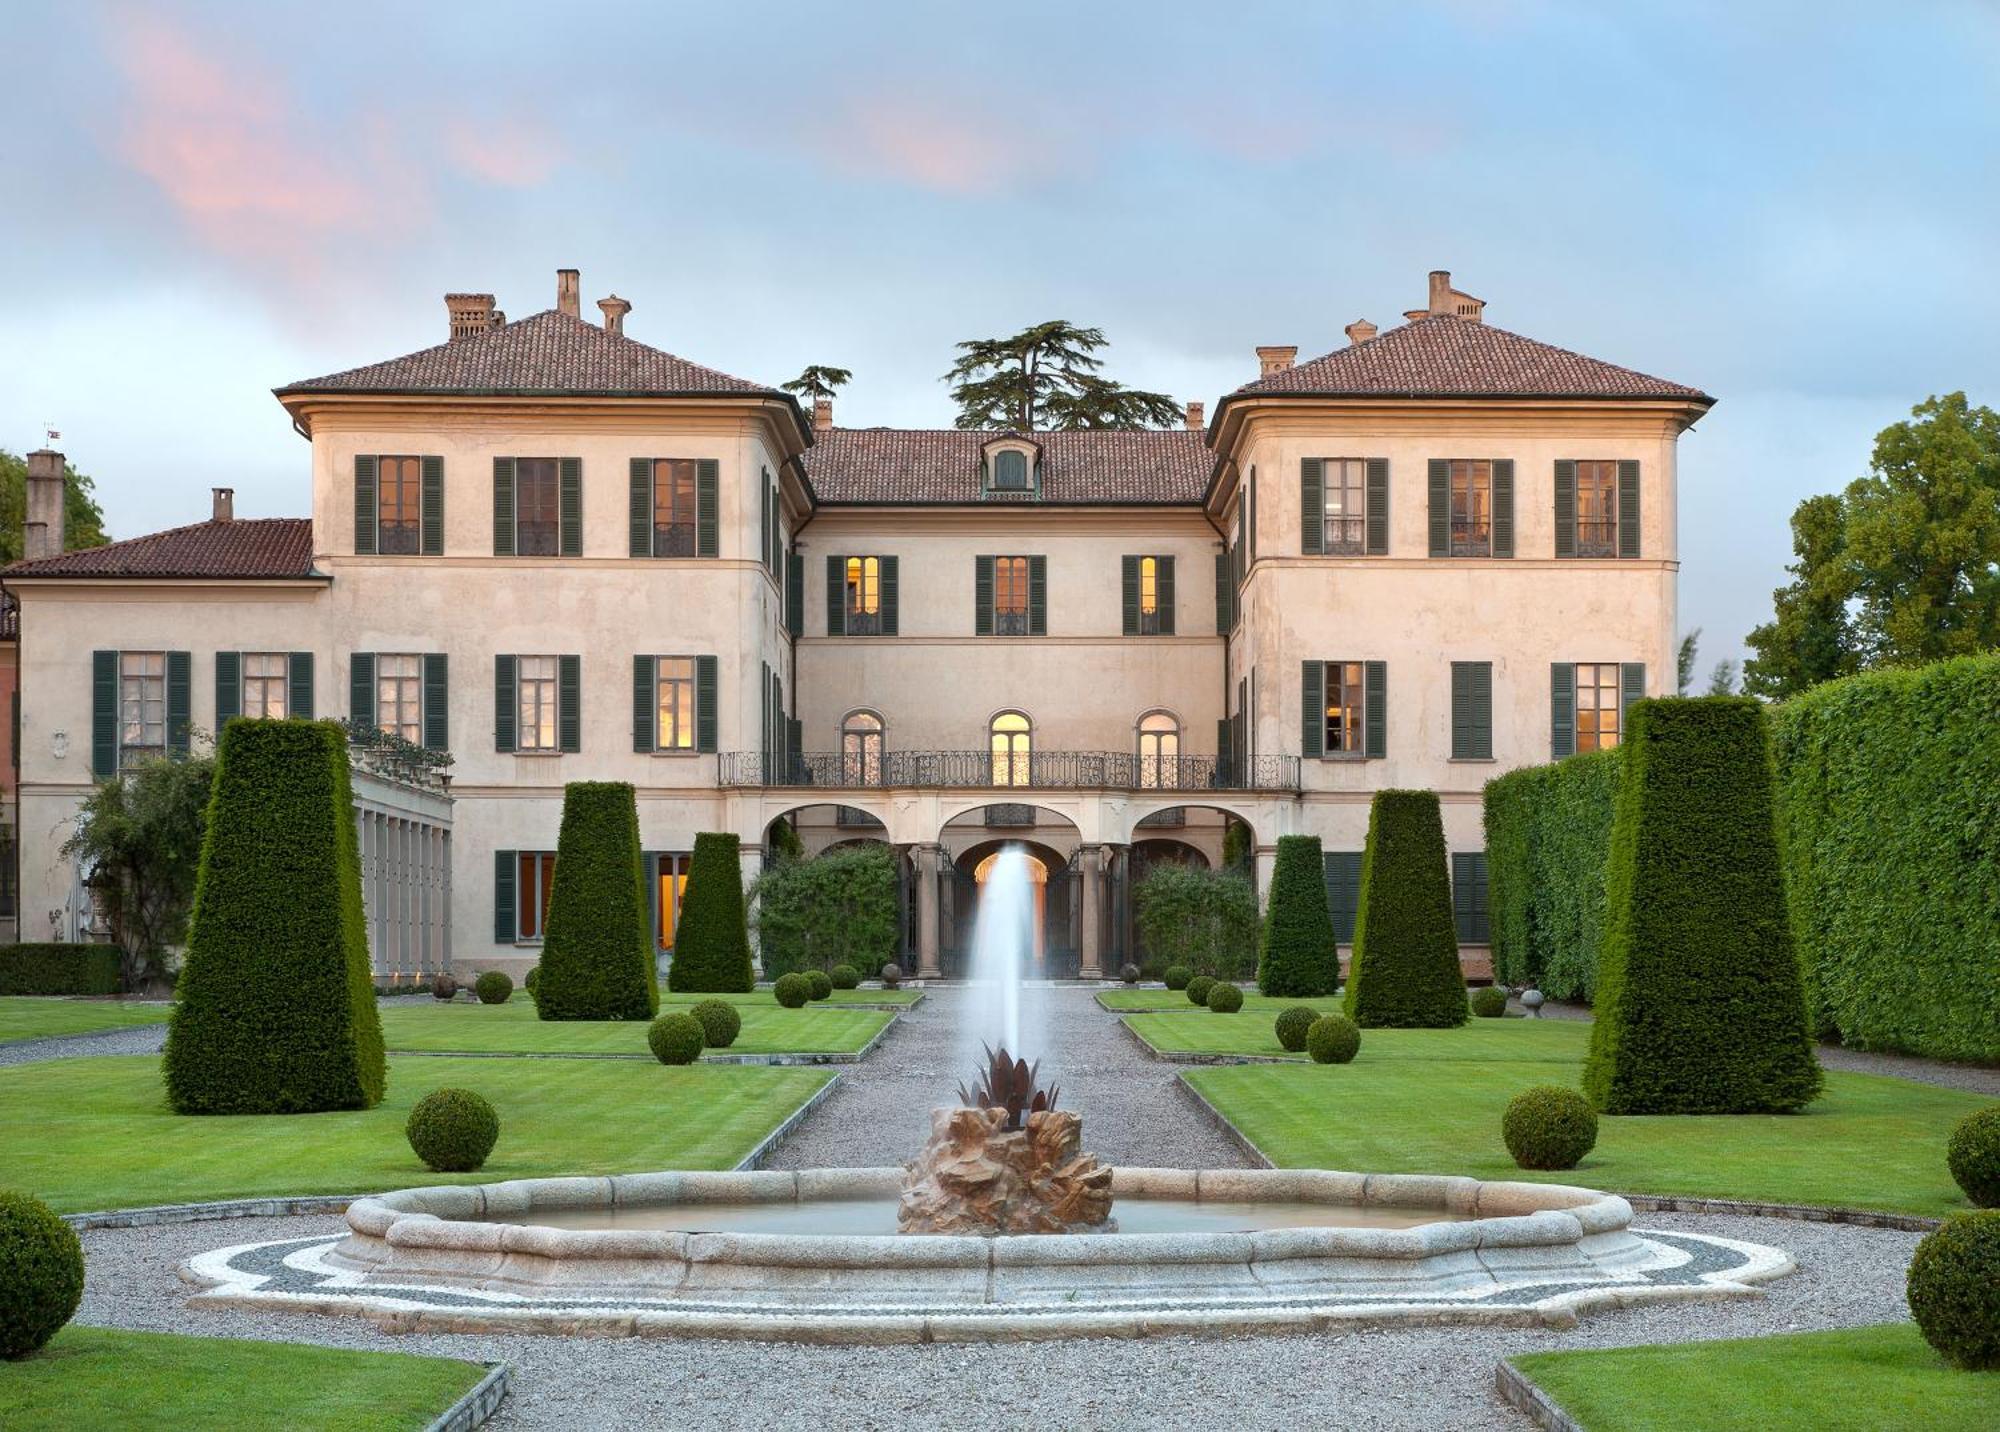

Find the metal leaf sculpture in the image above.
[{"left": 957, "top": 1042, "right": 1060, "bottom": 1132}]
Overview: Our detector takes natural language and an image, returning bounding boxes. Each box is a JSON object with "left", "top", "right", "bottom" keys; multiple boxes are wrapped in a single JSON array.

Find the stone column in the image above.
[
  {"left": 739, "top": 843, "right": 766, "bottom": 977},
  {"left": 915, "top": 844, "right": 942, "bottom": 979},
  {"left": 1078, "top": 844, "right": 1105, "bottom": 980}
]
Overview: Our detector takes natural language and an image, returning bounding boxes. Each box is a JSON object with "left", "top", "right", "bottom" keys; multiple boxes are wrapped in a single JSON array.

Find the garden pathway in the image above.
[{"left": 0, "top": 1023, "right": 168, "bottom": 1067}]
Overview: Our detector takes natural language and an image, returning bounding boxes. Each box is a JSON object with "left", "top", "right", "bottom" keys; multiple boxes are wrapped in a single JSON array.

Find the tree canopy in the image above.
[
  {"left": 781, "top": 366, "right": 852, "bottom": 403},
  {"left": 942, "top": 320, "right": 1181, "bottom": 432},
  {"left": 0, "top": 450, "right": 110, "bottom": 562}
]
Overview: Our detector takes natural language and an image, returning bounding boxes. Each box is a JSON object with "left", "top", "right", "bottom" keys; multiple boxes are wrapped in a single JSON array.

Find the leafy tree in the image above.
[
  {"left": 1705, "top": 658, "right": 1738, "bottom": 695},
  {"left": 943, "top": 320, "right": 1181, "bottom": 432},
  {"left": 750, "top": 843, "right": 899, "bottom": 978},
  {"left": 0, "top": 449, "right": 110, "bottom": 562},
  {"left": 781, "top": 366, "right": 852, "bottom": 403},
  {"left": 1135, "top": 864, "right": 1259, "bottom": 980},
  {"left": 1742, "top": 494, "right": 1861, "bottom": 699},
  {"left": 1676, "top": 629, "right": 1700, "bottom": 696}
]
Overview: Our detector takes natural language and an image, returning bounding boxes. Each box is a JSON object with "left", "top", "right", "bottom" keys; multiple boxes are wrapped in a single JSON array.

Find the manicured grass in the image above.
[
  {"left": 1510, "top": 1324, "right": 1999, "bottom": 1432},
  {"left": 1098, "top": 989, "right": 1341, "bottom": 1014},
  {"left": 1128, "top": 1011, "right": 1564, "bottom": 1061},
  {"left": 378, "top": 998, "right": 891, "bottom": 1056},
  {"left": 1184, "top": 1020, "right": 1986, "bottom": 1216},
  {"left": 0, "top": 997, "right": 173, "bottom": 1043},
  {"left": 0, "top": 1325, "right": 487, "bottom": 1431},
  {"left": 666, "top": 988, "right": 921, "bottom": 1007},
  {"left": 1, "top": 1053, "right": 831, "bottom": 1213}
]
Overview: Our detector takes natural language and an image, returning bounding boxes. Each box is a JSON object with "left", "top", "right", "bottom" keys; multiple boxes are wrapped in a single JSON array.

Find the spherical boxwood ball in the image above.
[
  {"left": 1207, "top": 982, "right": 1243, "bottom": 1014},
  {"left": 688, "top": 998, "right": 742, "bottom": 1049},
  {"left": 1185, "top": 975, "right": 1215, "bottom": 1007},
  {"left": 406, "top": 1088, "right": 500, "bottom": 1173},
  {"left": 1470, "top": 986, "right": 1508, "bottom": 1019},
  {"left": 474, "top": 971, "right": 513, "bottom": 1005},
  {"left": 430, "top": 973, "right": 457, "bottom": 1001},
  {"left": 1946, "top": 1106, "right": 2000, "bottom": 1208},
  {"left": 524, "top": 965, "right": 540, "bottom": 996},
  {"left": 1162, "top": 964, "right": 1192, "bottom": 992},
  {"left": 0, "top": 1190, "right": 85, "bottom": 1359},
  {"left": 1274, "top": 1006, "right": 1318, "bottom": 1053},
  {"left": 805, "top": 970, "right": 834, "bottom": 1002},
  {"left": 829, "top": 964, "right": 861, "bottom": 990},
  {"left": 879, "top": 962, "right": 902, "bottom": 989},
  {"left": 1120, "top": 963, "right": 1141, "bottom": 985},
  {"left": 1307, "top": 1014, "right": 1361, "bottom": 1065},
  {"left": 1905, "top": 1211, "right": 2000, "bottom": 1370},
  {"left": 648, "top": 1012, "right": 706, "bottom": 1066},
  {"left": 1502, "top": 1085, "right": 1599, "bottom": 1171},
  {"left": 773, "top": 972, "right": 811, "bottom": 1008}
]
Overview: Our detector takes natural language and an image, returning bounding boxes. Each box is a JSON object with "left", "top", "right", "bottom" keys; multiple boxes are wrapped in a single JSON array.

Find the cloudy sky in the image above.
[{"left": 2, "top": 1, "right": 1994, "bottom": 663}]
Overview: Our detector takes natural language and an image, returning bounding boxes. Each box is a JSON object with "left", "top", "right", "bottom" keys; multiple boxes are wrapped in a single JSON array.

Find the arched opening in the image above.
[
  {"left": 941, "top": 807, "right": 1078, "bottom": 979},
  {"left": 1136, "top": 709, "right": 1180, "bottom": 788},
  {"left": 840, "top": 710, "right": 884, "bottom": 784}
]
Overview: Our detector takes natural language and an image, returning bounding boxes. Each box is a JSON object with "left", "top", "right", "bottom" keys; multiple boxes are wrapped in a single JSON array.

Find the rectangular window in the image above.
[
  {"left": 994, "top": 556, "right": 1031, "bottom": 636},
  {"left": 1449, "top": 460, "right": 1492, "bottom": 557},
  {"left": 655, "top": 852, "right": 691, "bottom": 952},
  {"left": 1574, "top": 662, "right": 1623, "bottom": 750},
  {"left": 516, "top": 851, "right": 558, "bottom": 942},
  {"left": 1322, "top": 459, "right": 1367, "bottom": 555},
  {"left": 1137, "top": 556, "right": 1162, "bottom": 635},
  {"left": 1323, "top": 660, "right": 1366, "bottom": 756},
  {"left": 1575, "top": 460, "right": 1619, "bottom": 558},
  {"left": 376, "top": 654, "right": 424, "bottom": 744},
  {"left": 655, "top": 656, "right": 696, "bottom": 751},
  {"left": 118, "top": 651, "right": 166, "bottom": 767},
  {"left": 378, "top": 456, "right": 422, "bottom": 555},
  {"left": 516, "top": 655, "right": 559, "bottom": 752},
  {"left": 844, "top": 556, "right": 882, "bottom": 635},
  {"left": 512, "top": 457, "right": 560, "bottom": 556},
  {"left": 652, "top": 459, "right": 698, "bottom": 556},
  {"left": 242, "top": 652, "right": 290, "bottom": 720}
]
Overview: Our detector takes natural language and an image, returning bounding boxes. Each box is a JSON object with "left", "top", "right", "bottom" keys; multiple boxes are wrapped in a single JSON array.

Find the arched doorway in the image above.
[
  {"left": 972, "top": 848, "right": 1051, "bottom": 967},
  {"left": 941, "top": 810, "right": 1080, "bottom": 979}
]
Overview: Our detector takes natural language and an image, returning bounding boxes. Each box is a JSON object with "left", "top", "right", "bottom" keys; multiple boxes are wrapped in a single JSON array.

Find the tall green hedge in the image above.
[
  {"left": 0, "top": 944, "right": 122, "bottom": 996},
  {"left": 1483, "top": 749, "right": 1621, "bottom": 998},
  {"left": 1771, "top": 656, "right": 2000, "bottom": 1061},
  {"left": 668, "top": 832, "right": 755, "bottom": 993},
  {"left": 1255, "top": 835, "right": 1338, "bottom": 997},
  {"left": 1583, "top": 698, "right": 1821, "bottom": 1114},
  {"left": 751, "top": 843, "right": 898, "bottom": 979},
  {"left": 163, "top": 720, "right": 384, "bottom": 1114},
  {"left": 536, "top": 782, "right": 657, "bottom": 1021},
  {"left": 1344, "top": 790, "right": 1467, "bottom": 1027},
  {"left": 1137, "top": 865, "right": 1259, "bottom": 981}
]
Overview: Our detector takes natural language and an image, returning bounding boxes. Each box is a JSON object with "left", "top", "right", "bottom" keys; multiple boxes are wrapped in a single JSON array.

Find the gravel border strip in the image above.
[
  {"left": 1493, "top": 1360, "right": 1585, "bottom": 1432},
  {"left": 1173, "top": 1073, "right": 1275, "bottom": 1168},
  {"left": 425, "top": 1360, "right": 511, "bottom": 1432},
  {"left": 732, "top": 1070, "right": 843, "bottom": 1170}
]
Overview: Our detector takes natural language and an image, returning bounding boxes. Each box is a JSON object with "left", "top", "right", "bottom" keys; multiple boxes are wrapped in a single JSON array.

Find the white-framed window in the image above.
[
  {"left": 656, "top": 656, "right": 696, "bottom": 751},
  {"left": 990, "top": 710, "right": 1032, "bottom": 787},
  {"left": 994, "top": 556, "right": 1031, "bottom": 636},
  {"left": 841, "top": 710, "right": 884, "bottom": 784},
  {"left": 517, "top": 655, "right": 559, "bottom": 752},
  {"left": 1449, "top": 459, "right": 1492, "bottom": 557},
  {"left": 991, "top": 450, "right": 1029, "bottom": 491},
  {"left": 376, "top": 654, "right": 424, "bottom": 744},
  {"left": 1322, "top": 458, "right": 1367, "bottom": 554},
  {"left": 516, "top": 851, "right": 557, "bottom": 941},
  {"left": 118, "top": 651, "right": 166, "bottom": 767},
  {"left": 242, "top": 652, "right": 289, "bottom": 720},
  {"left": 1138, "top": 556, "right": 1162, "bottom": 635},
  {"left": 1137, "top": 710, "right": 1180, "bottom": 788},
  {"left": 654, "top": 851, "right": 692, "bottom": 952},
  {"left": 651, "top": 459, "right": 698, "bottom": 556},
  {"left": 1575, "top": 461, "right": 1619, "bottom": 558},
  {"left": 844, "top": 556, "right": 883, "bottom": 635},
  {"left": 1574, "top": 663, "right": 1623, "bottom": 750}
]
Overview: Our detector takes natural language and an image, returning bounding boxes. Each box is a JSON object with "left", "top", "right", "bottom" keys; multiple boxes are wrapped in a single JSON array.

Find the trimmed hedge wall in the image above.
[
  {"left": 536, "top": 782, "right": 657, "bottom": 1021},
  {"left": 0, "top": 943, "right": 122, "bottom": 996},
  {"left": 163, "top": 719, "right": 385, "bottom": 1114},
  {"left": 1583, "top": 698, "right": 1821, "bottom": 1114},
  {"left": 1255, "top": 836, "right": 1339, "bottom": 997},
  {"left": 1483, "top": 749, "right": 1620, "bottom": 999},
  {"left": 668, "top": 832, "right": 755, "bottom": 993},
  {"left": 1345, "top": 790, "right": 1467, "bottom": 1028}
]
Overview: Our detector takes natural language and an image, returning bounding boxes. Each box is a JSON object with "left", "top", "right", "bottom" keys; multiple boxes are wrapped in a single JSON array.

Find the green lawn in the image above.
[
  {"left": 1511, "top": 1324, "right": 1999, "bottom": 1432},
  {"left": 1183, "top": 1020, "right": 1987, "bottom": 1216},
  {"left": 0, "top": 1325, "right": 487, "bottom": 1431},
  {"left": 1128, "top": 1010, "right": 1561, "bottom": 1060},
  {"left": 378, "top": 998, "right": 891, "bottom": 1056},
  {"left": 1099, "top": 989, "right": 1348, "bottom": 1015},
  {"left": 0, "top": 997, "right": 173, "bottom": 1043},
  {"left": 2, "top": 1054, "right": 831, "bottom": 1213}
]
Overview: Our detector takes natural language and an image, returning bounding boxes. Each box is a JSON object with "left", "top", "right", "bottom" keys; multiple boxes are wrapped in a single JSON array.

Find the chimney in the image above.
[
  {"left": 597, "top": 294, "right": 631, "bottom": 336},
  {"left": 1184, "top": 400, "right": 1205, "bottom": 430},
  {"left": 445, "top": 292, "right": 496, "bottom": 342},
  {"left": 1344, "top": 319, "right": 1378, "bottom": 346},
  {"left": 1419, "top": 268, "right": 1485, "bottom": 322},
  {"left": 212, "top": 487, "right": 234, "bottom": 523},
  {"left": 812, "top": 396, "right": 833, "bottom": 433},
  {"left": 556, "top": 268, "right": 580, "bottom": 318},
  {"left": 24, "top": 449, "right": 65, "bottom": 561},
  {"left": 1256, "top": 345, "right": 1297, "bottom": 377}
]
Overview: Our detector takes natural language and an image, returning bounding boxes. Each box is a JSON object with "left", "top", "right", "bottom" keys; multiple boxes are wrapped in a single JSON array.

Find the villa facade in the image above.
[{"left": 1, "top": 269, "right": 1710, "bottom": 982}]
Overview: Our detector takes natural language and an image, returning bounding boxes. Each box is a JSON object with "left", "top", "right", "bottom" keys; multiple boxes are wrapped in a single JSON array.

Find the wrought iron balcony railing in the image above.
[{"left": 717, "top": 750, "right": 1300, "bottom": 792}]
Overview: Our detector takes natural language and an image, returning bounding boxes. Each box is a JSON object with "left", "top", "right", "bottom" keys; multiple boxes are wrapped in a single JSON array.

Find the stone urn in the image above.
[{"left": 898, "top": 1106, "right": 1115, "bottom": 1235}]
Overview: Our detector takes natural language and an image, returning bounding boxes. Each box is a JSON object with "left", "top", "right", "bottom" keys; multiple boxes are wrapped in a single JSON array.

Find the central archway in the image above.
[{"left": 940, "top": 809, "right": 1080, "bottom": 979}]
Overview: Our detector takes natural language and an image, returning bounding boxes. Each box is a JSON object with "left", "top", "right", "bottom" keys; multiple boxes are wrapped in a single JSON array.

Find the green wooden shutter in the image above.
[
  {"left": 91, "top": 650, "right": 117, "bottom": 776},
  {"left": 1452, "top": 851, "right": 1490, "bottom": 943},
  {"left": 1617, "top": 460, "right": 1641, "bottom": 558},
  {"left": 494, "top": 850, "right": 517, "bottom": 943},
  {"left": 1364, "top": 660, "right": 1387, "bottom": 758},
  {"left": 494, "top": 655, "right": 517, "bottom": 752},
  {"left": 1217, "top": 715, "right": 1232, "bottom": 772},
  {"left": 420, "top": 456, "right": 444, "bottom": 556},
  {"left": 422, "top": 653, "right": 448, "bottom": 751},
  {"left": 1214, "top": 551, "right": 1232, "bottom": 633},
  {"left": 288, "top": 652, "right": 314, "bottom": 719},
  {"left": 1157, "top": 556, "right": 1175, "bottom": 635},
  {"left": 632, "top": 656, "right": 656, "bottom": 753},
  {"left": 629, "top": 458, "right": 652, "bottom": 557},
  {"left": 786, "top": 553, "right": 804, "bottom": 635},
  {"left": 349, "top": 653, "right": 376, "bottom": 728},
  {"left": 1248, "top": 468, "right": 1258, "bottom": 560},
  {"left": 1451, "top": 661, "right": 1492, "bottom": 761},
  {"left": 1300, "top": 459, "right": 1324, "bottom": 555},
  {"left": 974, "top": 556, "right": 995, "bottom": 636},
  {"left": 492, "top": 458, "right": 516, "bottom": 556},
  {"left": 760, "top": 482, "right": 771, "bottom": 574},
  {"left": 1364, "top": 458, "right": 1389, "bottom": 555},
  {"left": 1553, "top": 460, "right": 1577, "bottom": 559},
  {"left": 880, "top": 555, "right": 900, "bottom": 636},
  {"left": 1550, "top": 663, "right": 1576, "bottom": 758},
  {"left": 1325, "top": 851, "right": 1363, "bottom": 943},
  {"left": 695, "top": 459, "right": 719, "bottom": 557},
  {"left": 825, "top": 555, "right": 846, "bottom": 636},
  {"left": 787, "top": 717, "right": 802, "bottom": 776},
  {"left": 1492, "top": 459, "right": 1514, "bottom": 558},
  {"left": 166, "top": 651, "right": 191, "bottom": 757},
  {"left": 354, "top": 455, "right": 378, "bottom": 555},
  {"left": 1428, "top": 459, "right": 1450, "bottom": 556},
  {"left": 1621, "top": 662, "right": 1647, "bottom": 726},
  {"left": 214, "top": 651, "right": 241, "bottom": 731},
  {"left": 1121, "top": 556, "right": 1140, "bottom": 635},
  {"left": 1028, "top": 555, "right": 1047, "bottom": 635},
  {"left": 1300, "top": 660, "right": 1325, "bottom": 758},
  {"left": 559, "top": 457, "right": 582, "bottom": 557},
  {"left": 558, "top": 654, "right": 581, "bottom": 753},
  {"left": 694, "top": 655, "right": 718, "bottom": 752}
]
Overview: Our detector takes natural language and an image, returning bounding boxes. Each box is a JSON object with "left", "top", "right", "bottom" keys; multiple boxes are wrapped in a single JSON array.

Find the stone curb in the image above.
[
  {"left": 1118, "top": 1017, "right": 1297, "bottom": 1066},
  {"left": 733, "top": 1069, "right": 844, "bottom": 1170},
  {"left": 1173, "top": 1072, "right": 1274, "bottom": 1169},
  {"left": 424, "top": 1361, "right": 511, "bottom": 1432},
  {"left": 1493, "top": 1360, "right": 1584, "bottom": 1432}
]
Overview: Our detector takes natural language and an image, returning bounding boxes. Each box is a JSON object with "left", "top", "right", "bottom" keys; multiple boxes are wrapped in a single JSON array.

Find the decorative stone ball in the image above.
[
  {"left": 688, "top": 998, "right": 742, "bottom": 1049},
  {"left": 879, "top": 962, "right": 903, "bottom": 989},
  {"left": 805, "top": 970, "right": 834, "bottom": 1002},
  {"left": 1470, "top": 986, "right": 1509, "bottom": 1019},
  {"left": 474, "top": 971, "right": 513, "bottom": 1005},
  {"left": 524, "top": 965, "right": 540, "bottom": 996},
  {"left": 1905, "top": 1211, "right": 2000, "bottom": 1370},
  {"left": 1207, "top": 983, "right": 1244, "bottom": 1014},
  {"left": 1120, "top": 963, "right": 1141, "bottom": 985},
  {"left": 430, "top": 973, "right": 458, "bottom": 1001},
  {"left": 405, "top": 1088, "right": 500, "bottom": 1173},
  {"left": 1946, "top": 1106, "right": 2000, "bottom": 1208},
  {"left": 1274, "top": 1006, "right": 1318, "bottom": 1053},
  {"left": 829, "top": 964, "right": 861, "bottom": 990},
  {"left": 1520, "top": 988, "right": 1545, "bottom": 1018},
  {"left": 773, "top": 972, "right": 812, "bottom": 1008},
  {"left": 1185, "top": 974, "right": 1215, "bottom": 1007},
  {"left": 1306, "top": 1014, "right": 1361, "bottom": 1065},
  {"left": 648, "top": 1013, "right": 707, "bottom": 1066},
  {"left": 0, "top": 1190, "right": 85, "bottom": 1359},
  {"left": 1501, "top": 1085, "right": 1599, "bottom": 1171},
  {"left": 1162, "top": 964, "right": 1192, "bottom": 992}
]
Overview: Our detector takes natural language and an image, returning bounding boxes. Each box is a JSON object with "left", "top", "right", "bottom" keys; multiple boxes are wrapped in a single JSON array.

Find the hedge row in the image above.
[
  {"left": 668, "top": 832, "right": 755, "bottom": 993},
  {"left": 537, "top": 782, "right": 657, "bottom": 1021},
  {"left": 1345, "top": 790, "right": 1466, "bottom": 1028},
  {"left": 0, "top": 943, "right": 122, "bottom": 996},
  {"left": 1483, "top": 750, "right": 1620, "bottom": 999},
  {"left": 1255, "top": 835, "right": 1338, "bottom": 997}
]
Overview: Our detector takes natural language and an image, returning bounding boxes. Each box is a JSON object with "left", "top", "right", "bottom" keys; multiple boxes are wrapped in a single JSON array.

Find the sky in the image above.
[{"left": 1, "top": 1, "right": 1995, "bottom": 666}]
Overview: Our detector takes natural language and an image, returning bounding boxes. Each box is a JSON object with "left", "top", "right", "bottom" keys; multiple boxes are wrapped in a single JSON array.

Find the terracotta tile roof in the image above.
[
  {"left": 1234, "top": 316, "right": 1710, "bottom": 402},
  {"left": 276, "top": 309, "right": 779, "bottom": 399},
  {"left": 3, "top": 519, "right": 319, "bottom": 580},
  {"left": 805, "top": 428, "right": 1212, "bottom": 504}
]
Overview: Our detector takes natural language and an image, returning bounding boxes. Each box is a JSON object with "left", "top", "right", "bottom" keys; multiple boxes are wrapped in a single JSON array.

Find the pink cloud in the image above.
[
  {"left": 443, "top": 116, "right": 564, "bottom": 188},
  {"left": 823, "top": 95, "right": 1077, "bottom": 196}
]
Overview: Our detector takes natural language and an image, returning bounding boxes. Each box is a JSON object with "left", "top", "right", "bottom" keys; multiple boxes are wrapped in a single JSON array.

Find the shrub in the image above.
[
  {"left": 773, "top": 972, "right": 811, "bottom": 1008},
  {"left": 1584, "top": 699, "right": 1822, "bottom": 1114},
  {"left": 536, "top": 783, "right": 657, "bottom": 1021},
  {"left": 1136, "top": 865, "right": 1260, "bottom": 981},
  {"left": 0, "top": 1191, "right": 85, "bottom": 1359},
  {"left": 1185, "top": 974, "right": 1215, "bottom": 1006},
  {"left": 474, "top": 971, "right": 513, "bottom": 1005},
  {"left": 1501, "top": 1085, "right": 1599, "bottom": 1170},
  {"left": 1257, "top": 836, "right": 1339, "bottom": 997},
  {"left": 668, "top": 833, "right": 755, "bottom": 994},
  {"left": 1306, "top": 1014, "right": 1360, "bottom": 1064},
  {"left": 879, "top": 962, "right": 902, "bottom": 989},
  {"left": 1274, "top": 1006, "right": 1318, "bottom": 1053},
  {"left": 431, "top": 973, "right": 457, "bottom": 1001},
  {"left": 1120, "top": 963, "right": 1140, "bottom": 984},
  {"left": 1905, "top": 1212, "right": 2000, "bottom": 1370},
  {"left": 1470, "top": 986, "right": 1509, "bottom": 1018},
  {"left": 648, "top": 1012, "right": 706, "bottom": 1065},
  {"left": 688, "top": 998, "right": 742, "bottom": 1048},
  {"left": 1483, "top": 750, "right": 1622, "bottom": 999},
  {"left": 805, "top": 970, "right": 833, "bottom": 1002},
  {"left": 163, "top": 720, "right": 384, "bottom": 1114},
  {"left": 1162, "top": 964, "right": 1192, "bottom": 991},
  {"left": 1947, "top": 1107, "right": 2000, "bottom": 1208},
  {"left": 830, "top": 964, "right": 860, "bottom": 990},
  {"left": 0, "top": 944, "right": 122, "bottom": 996},
  {"left": 750, "top": 845, "right": 898, "bottom": 980},
  {"left": 524, "top": 965, "right": 539, "bottom": 996},
  {"left": 405, "top": 1088, "right": 499, "bottom": 1173},
  {"left": 1344, "top": 791, "right": 1466, "bottom": 1028},
  {"left": 1207, "top": 983, "right": 1243, "bottom": 1014}
]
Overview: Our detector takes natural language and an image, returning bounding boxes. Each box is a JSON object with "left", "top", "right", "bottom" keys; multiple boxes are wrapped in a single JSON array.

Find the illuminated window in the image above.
[
  {"left": 994, "top": 556, "right": 1031, "bottom": 636},
  {"left": 845, "top": 556, "right": 882, "bottom": 634},
  {"left": 841, "top": 710, "right": 884, "bottom": 784},
  {"left": 1138, "top": 556, "right": 1162, "bottom": 635},
  {"left": 1574, "top": 663, "right": 1623, "bottom": 750},
  {"left": 517, "top": 655, "right": 559, "bottom": 752},
  {"left": 990, "top": 711, "right": 1032, "bottom": 787},
  {"left": 1323, "top": 661, "right": 1365, "bottom": 755},
  {"left": 241, "top": 653, "right": 289, "bottom": 720},
  {"left": 655, "top": 852, "right": 692, "bottom": 952},
  {"left": 1137, "top": 711, "right": 1180, "bottom": 788},
  {"left": 1449, "top": 460, "right": 1492, "bottom": 557},
  {"left": 655, "top": 657, "right": 696, "bottom": 750},
  {"left": 516, "top": 851, "right": 557, "bottom": 941},
  {"left": 377, "top": 456, "right": 422, "bottom": 555}
]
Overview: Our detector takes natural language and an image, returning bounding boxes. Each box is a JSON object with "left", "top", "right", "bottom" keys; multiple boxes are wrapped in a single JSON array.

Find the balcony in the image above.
[{"left": 718, "top": 750, "right": 1300, "bottom": 792}]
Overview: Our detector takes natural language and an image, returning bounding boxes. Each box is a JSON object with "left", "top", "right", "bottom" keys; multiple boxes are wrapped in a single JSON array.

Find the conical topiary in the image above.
[
  {"left": 668, "top": 832, "right": 755, "bottom": 993},
  {"left": 1344, "top": 789, "right": 1467, "bottom": 1028},
  {"left": 1256, "top": 835, "right": 1339, "bottom": 997},
  {"left": 536, "top": 782, "right": 657, "bottom": 1021}
]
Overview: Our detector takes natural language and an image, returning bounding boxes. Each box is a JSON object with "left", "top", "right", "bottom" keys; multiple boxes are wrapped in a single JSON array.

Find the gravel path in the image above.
[{"left": 0, "top": 1021, "right": 168, "bottom": 1066}]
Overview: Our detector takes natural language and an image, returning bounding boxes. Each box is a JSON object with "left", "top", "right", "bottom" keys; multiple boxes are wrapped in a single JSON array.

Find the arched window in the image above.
[
  {"left": 989, "top": 711, "right": 1032, "bottom": 787},
  {"left": 841, "top": 709, "right": 884, "bottom": 785},
  {"left": 1136, "top": 710, "right": 1180, "bottom": 789},
  {"left": 991, "top": 450, "right": 1028, "bottom": 491}
]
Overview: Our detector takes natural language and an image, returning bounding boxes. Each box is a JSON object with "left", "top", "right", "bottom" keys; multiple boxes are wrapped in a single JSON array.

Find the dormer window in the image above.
[
  {"left": 981, "top": 435, "right": 1042, "bottom": 499},
  {"left": 992, "top": 450, "right": 1028, "bottom": 490}
]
